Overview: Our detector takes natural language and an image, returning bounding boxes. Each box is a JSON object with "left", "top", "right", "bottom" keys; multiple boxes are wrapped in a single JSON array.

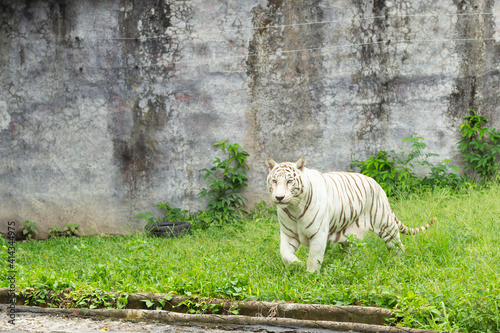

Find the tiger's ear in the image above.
[
  {"left": 296, "top": 156, "right": 306, "bottom": 172},
  {"left": 265, "top": 158, "right": 277, "bottom": 172}
]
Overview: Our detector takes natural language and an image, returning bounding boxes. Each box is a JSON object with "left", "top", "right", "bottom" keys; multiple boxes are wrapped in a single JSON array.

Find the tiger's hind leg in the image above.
[
  {"left": 332, "top": 214, "right": 373, "bottom": 244},
  {"left": 374, "top": 222, "right": 405, "bottom": 254},
  {"left": 383, "top": 231, "right": 405, "bottom": 254},
  {"left": 338, "top": 223, "right": 370, "bottom": 242}
]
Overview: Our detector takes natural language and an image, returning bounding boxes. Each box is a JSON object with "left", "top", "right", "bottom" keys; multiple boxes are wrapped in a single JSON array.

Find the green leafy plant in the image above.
[
  {"left": 246, "top": 200, "right": 277, "bottom": 222},
  {"left": 351, "top": 136, "right": 460, "bottom": 196},
  {"left": 228, "top": 304, "right": 240, "bottom": 315},
  {"left": 157, "top": 294, "right": 174, "bottom": 310},
  {"left": 458, "top": 109, "right": 500, "bottom": 182},
  {"left": 141, "top": 294, "right": 173, "bottom": 311},
  {"left": 340, "top": 234, "right": 366, "bottom": 256},
  {"left": 22, "top": 221, "right": 38, "bottom": 240},
  {"left": 452, "top": 289, "right": 500, "bottom": 332},
  {"left": 21, "top": 286, "right": 50, "bottom": 306},
  {"left": 339, "top": 234, "right": 367, "bottom": 279},
  {"left": 198, "top": 140, "right": 250, "bottom": 226},
  {"left": 420, "top": 159, "right": 462, "bottom": 189},
  {"left": 61, "top": 289, "right": 129, "bottom": 309},
  {"left": 21, "top": 286, "right": 128, "bottom": 310},
  {"left": 401, "top": 136, "right": 462, "bottom": 189},
  {"left": 141, "top": 299, "right": 155, "bottom": 308},
  {"left": 176, "top": 298, "right": 224, "bottom": 314},
  {"left": 135, "top": 211, "right": 158, "bottom": 225},
  {"left": 136, "top": 202, "right": 193, "bottom": 230},
  {"left": 48, "top": 223, "right": 80, "bottom": 238},
  {"left": 65, "top": 223, "right": 80, "bottom": 237},
  {"left": 350, "top": 149, "right": 418, "bottom": 196},
  {"left": 135, "top": 141, "right": 250, "bottom": 230},
  {"left": 157, "top": 202, "right": 191, "bottom": 222},
  {"left": 390, "top": 291, "right": 457, "bottom": 331},
  {"left": 189, "top": 210, "right": 218, "bottom": 230},
  {"left": 216, "top": 274, "right": 249, "bottom": 299},
  {"left": 48, "top": 226, "right": 61, "bottom": 238},
  {"left": 396, "top": 136, "right": 461, "bottom": 191}
]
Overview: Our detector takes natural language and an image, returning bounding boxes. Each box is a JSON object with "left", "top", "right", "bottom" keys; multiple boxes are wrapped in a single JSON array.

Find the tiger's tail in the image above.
[{"left": 397, "top": 217, "right": 436, "bottom": 235}]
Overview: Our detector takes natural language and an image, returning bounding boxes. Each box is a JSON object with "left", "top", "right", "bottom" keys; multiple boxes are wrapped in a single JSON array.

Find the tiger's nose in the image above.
[{"left": 275, "top": 196, "right": 285, "bottom": 202}]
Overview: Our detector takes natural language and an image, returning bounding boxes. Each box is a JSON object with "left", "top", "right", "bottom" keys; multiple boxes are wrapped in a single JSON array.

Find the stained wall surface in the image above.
[{"left": 1, "top": 0, "right": 499, "bottom": 236}]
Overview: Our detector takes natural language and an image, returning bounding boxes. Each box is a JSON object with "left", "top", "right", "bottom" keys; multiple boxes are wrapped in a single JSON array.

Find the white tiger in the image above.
[{"left": 265, "top": 157, "right": 436, "bottom": 272}]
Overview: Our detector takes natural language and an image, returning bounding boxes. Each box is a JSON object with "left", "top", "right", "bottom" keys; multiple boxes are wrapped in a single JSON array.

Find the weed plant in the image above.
[
  {"left": 198, "top": 140, "right": 250, "bottom": 226},
  {"left": 21, "top": 221, "right": 38, "bottom": 240},
  {"left": 350, "top": 136, "right": 463, "bottom": 197},
  {"left": 48, "top": 223, "right": 80, "bottom": 238},
  {"left": 136, "top": 140, "right": 250, "bottom": 230},
  {"left": 351, "top": 110, "right": 500, "bottom": 197},
  {"left": 458, "top": 109, "right": 500, "bottom": 182},
  {"left": 2, "top": 184, "right": 500, "bottom": 332}
]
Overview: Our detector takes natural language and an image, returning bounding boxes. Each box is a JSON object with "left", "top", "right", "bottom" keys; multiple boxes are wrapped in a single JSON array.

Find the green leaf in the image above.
[{"left": 141, "top": 299, "right": 155, "bottom": 308}]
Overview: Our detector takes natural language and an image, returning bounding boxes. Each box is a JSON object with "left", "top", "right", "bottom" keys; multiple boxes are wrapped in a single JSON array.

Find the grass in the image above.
[{"left": 1, "top": 184, "right": 500, "bottom": 332}]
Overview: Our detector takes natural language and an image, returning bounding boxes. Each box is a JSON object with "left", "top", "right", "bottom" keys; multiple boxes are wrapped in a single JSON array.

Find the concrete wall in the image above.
[{"left": 1, "top": 0, "right": 499, "bottom": 237}]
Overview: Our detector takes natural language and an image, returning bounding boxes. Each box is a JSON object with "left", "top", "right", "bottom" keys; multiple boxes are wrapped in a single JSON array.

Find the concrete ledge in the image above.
[
  {"left": 0, "top": 289, "right": 434, "bottom": 333},
  {"left": 127, "top": 292, "right": 394, "bottom": 325},
  {"left": 1, "top": 288, "right": 391, "bottom": 324},
  {"left": 0, "top": 304, "right": 434, "bottom": 333}
]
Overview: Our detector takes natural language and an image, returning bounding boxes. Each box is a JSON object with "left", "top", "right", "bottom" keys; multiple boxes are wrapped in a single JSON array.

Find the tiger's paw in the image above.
[{"left": 306, "top": 266, "right": 321, "bottom": 274}]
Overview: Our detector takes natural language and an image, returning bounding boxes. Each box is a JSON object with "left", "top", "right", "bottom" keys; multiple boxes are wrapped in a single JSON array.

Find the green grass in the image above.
[{"left": 2, "top": 184, "right": 500, "bottom": 332}]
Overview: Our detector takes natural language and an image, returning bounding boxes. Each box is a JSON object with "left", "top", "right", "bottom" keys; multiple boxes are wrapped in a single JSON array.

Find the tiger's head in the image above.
[{"left": 265, "top": 157, "right": 307, "bottom": 207}]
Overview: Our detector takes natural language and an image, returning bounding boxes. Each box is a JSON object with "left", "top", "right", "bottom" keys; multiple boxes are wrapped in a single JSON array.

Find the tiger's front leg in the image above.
[
  {"left": 306, "top": 230, "right": 328, "bottom": 273},
  {"left": 280, "top": 229, "right": 301, "bottom": 266}
]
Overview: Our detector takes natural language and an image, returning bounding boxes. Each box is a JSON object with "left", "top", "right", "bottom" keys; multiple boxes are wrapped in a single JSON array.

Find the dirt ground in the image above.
[{"left": 0, "top": 310, "right": 345, "bottom": 333}]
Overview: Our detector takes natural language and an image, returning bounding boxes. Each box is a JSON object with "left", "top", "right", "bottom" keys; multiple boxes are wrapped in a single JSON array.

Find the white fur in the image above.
[{"left": 266, "top": 157, "right": 435, "bottom": 272}]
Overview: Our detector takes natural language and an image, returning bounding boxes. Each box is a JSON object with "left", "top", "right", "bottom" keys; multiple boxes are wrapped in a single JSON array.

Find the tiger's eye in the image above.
[{"left": 287, "top": 180, "right": 293, "bottom": 184}]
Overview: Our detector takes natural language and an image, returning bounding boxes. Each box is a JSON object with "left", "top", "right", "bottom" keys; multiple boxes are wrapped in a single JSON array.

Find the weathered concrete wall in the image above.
[{"left": 0, "top": 0, "right": 499, "bottom": 236}]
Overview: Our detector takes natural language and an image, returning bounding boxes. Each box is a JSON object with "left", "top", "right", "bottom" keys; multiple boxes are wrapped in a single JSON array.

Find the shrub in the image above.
[
  {"left": 198, "top": 140, "right": 250, "bottom": 226},
  {"left": 136, "top": 202, "right": 194, "bottom": 234},
  {"left": 350, "top": 136, "right": 460, "bottom": 196},
  {"left": 48, "top": 223, "right": 80, "bottom": 238},
  {"left": 22, "top": 221, "right": 38, "bottom": 240},
  {"left": 247, "top": 200, "right": 277, "bottom": 223},
  {"left": 457, "top": 108, "right": 500, "bottom": 182},
  {"left": 136, "top": 140, "right": 251, "bottom": 230},
  {"left": 350, "top": 148, "right": 418, "bottom": 196}
]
